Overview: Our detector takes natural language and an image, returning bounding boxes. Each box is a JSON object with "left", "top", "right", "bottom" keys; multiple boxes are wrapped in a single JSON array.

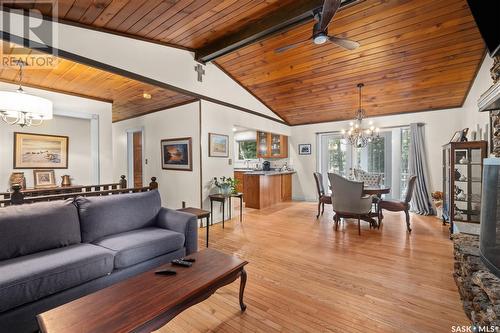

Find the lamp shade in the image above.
[{"left": 0, "top": 91, "right": 53, "bottom": 119}]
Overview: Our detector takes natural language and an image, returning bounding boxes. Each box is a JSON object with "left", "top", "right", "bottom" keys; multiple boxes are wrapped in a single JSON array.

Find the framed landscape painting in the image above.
[
  {"left": 161, "top": 137, "right": 192, "bottom": 171},
  {"left": 14, "top": 132, "right": 68, "bottom": 169},
  {"left": 209, "top": 133, "right": 229, "bottom": 157}
]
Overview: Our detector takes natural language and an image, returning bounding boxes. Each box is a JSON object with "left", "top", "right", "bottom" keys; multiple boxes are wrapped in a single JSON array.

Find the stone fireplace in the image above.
[{"left": 452, "top": 55, "right": 500, "bottom": 329}]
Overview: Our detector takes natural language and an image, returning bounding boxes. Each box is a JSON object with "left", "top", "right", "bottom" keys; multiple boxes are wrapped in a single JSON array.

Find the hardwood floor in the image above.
[{"left": 158, "top": 201, "right": 468, "bottom": 333}]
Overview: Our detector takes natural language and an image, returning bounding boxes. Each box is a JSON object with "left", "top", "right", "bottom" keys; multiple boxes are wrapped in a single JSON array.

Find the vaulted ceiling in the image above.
[
  {"left": 1, "top": 0, "right": 486, "bottom": 125},
  {"left": 0, "top": 43, "right": 196, "bottom": 122},
  {"left": 216, "top": 0, "right": 486, "bottom": 125}
]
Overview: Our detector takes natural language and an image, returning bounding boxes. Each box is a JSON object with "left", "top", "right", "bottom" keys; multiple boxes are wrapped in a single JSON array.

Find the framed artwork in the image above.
[
  {"left": 298, "top": 144, "right": 312, "bottom": 155},
  {"left": 209, "top": 133, "right": 229, "bottom": 157},
  {"left": 450, "top": 131, "right": 462, "bottom": 143},
  {"left": 33, "top": 170, "right": 56, "bottom": 188},
  {"left": 14, "top": 132, "right": 69, "bottom": 169},
  {"left": 161, "top": 137, "right": 192, "bottom": 171}
]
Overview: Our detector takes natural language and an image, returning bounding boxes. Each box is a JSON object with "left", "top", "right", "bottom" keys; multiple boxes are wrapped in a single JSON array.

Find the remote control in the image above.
[
  {"left": 155, "top": 269, "right": 176, "bottom": 276},
  {"left": 171, "top": 259, "right": 192, "bottom": 267},
  {"left": 182, "top": 258, "right": 196, "bottom": 263}
]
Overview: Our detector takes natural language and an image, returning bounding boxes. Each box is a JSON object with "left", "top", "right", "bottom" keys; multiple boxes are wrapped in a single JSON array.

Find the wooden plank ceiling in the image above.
[
  {"left": 3, "top": 0, "right": 486, "bottom": 125},
  {"left": 8, "top": 0, "right": 297, "bottom": 49},
  {"left": 215, "top": 0, "right": 486, "bottom": 125},
  {"left": 0, "top": 44, "right": 196, "bottom": 122}
]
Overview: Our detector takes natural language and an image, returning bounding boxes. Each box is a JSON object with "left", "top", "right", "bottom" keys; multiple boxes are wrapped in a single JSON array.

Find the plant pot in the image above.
[{"left": 219, "top": 185, "right": 231, "bottom": 195}]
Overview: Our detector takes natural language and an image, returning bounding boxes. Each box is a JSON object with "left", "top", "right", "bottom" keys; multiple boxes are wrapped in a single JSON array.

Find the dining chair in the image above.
[
  {"left": 353, "top": 168, "right": 382, "bottom": 186},
  {"left": 313, "top": 172, "right": 332, "bottom": 219},
  {"left": 328, "top": 173, "right": 374, "bottom": 235},
  {"left": 377, "top": 175, "right": 417, "bottom": 233}
]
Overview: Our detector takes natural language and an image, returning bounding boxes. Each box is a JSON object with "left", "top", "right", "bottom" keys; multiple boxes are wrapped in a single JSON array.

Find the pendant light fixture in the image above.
[
  {"left": 0, "top": 61, "right": 53, "bottom": 127},
  {"left": 341, "top": 83, "right": 380, "bottom": 148}
]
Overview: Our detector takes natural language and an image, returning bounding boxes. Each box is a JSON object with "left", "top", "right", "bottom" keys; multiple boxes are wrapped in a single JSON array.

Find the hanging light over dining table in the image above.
[{"left": 341, "top": 83, "right": 380, "bottom": 148}]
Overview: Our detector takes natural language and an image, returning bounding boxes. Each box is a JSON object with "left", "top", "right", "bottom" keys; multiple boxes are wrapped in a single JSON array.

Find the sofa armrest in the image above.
[{"left": 156, "top": 208, "right": 198, "bottom": 255}]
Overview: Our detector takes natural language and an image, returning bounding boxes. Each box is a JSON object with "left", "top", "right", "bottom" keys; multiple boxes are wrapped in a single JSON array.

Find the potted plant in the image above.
[
  {"left": 213, "top": 176, "right": 239, "bottom": 195},
  {"left": 432, "top": 191, "right": 443, "bottom": 218}
]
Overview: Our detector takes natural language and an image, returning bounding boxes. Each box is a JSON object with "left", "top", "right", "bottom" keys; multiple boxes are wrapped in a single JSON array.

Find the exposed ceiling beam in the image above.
[{"left": 195, "top": 0, "right": 358, "bottom": 63}]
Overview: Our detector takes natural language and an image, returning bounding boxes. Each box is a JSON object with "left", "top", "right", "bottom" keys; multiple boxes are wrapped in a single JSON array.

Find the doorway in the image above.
[{"left": 127, "top": 128, "right": 144, "bottom": 188}]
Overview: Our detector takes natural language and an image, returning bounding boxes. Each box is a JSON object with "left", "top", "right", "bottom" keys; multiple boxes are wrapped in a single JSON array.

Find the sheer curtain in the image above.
[{"left": 409, "top": 123, "right": 435, "bottom": 215}]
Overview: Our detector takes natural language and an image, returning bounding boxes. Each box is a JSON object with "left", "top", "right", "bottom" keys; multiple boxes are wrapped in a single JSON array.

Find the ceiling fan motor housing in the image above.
[{"left": 313, "top": 22, "right": 328, "bottom": 44}]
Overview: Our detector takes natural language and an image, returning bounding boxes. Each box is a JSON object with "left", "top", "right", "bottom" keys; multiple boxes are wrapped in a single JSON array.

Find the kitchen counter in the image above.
[
  {"left": 243, "top": 172, "right": 294, "bottom": 209},
  {"left": 242, "top": 170, "right": 295, "bottom": 176}
]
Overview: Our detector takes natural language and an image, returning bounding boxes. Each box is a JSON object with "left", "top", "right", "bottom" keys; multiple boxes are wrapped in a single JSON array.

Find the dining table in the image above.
[
  {"left": 363, "top": 185, "right": 391, "bottom": 196},
  {"left": 363, "top": 185, "right": 391, "bottom": 227}
]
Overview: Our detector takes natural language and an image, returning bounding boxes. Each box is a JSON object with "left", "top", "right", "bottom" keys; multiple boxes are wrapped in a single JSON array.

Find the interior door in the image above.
[{"left": 133, "top": 131, "right": 143, "bottom": 188}]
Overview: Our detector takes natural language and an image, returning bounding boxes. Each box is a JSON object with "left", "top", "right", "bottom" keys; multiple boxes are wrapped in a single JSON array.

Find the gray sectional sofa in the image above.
[{"left": 0, "top": 190, "right": 197, "bottom": 333}]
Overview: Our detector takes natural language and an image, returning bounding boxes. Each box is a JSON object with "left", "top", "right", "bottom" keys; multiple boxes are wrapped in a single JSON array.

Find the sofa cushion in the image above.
[
  {"left": 75, "top": 190, "right": 162, "bottom": 243},
  {"left": 0, "top": 244, "right": 114, "bottom": 313},
  {"left": 93, "top": 227, "right": 185, "bottom": 269},
  {"left": 0, "top": 199, "right": 81, "bottom": 261}
]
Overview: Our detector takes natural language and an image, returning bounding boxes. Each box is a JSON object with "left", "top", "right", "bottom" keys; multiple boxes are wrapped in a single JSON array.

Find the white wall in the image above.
[
  {"left": 462, "top": 55, "right": 494, "bottom": 141},
  {"left": 0, "top": 83, "right": 113, "bottom": 191},
  {"left": 112, "top": 102, "right": 201, "bottom": 209},
  {"left": 0, "top": 115, "right": 90, "bottom": 190},
  {"left": 112, "top": 100, "right": 290, "bottom": 222}
]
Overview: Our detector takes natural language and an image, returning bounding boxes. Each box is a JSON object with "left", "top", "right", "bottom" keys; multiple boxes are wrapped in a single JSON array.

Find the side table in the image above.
[
  {"left": 209, "top": 193, "right": 243, "bottom": 228},
  {"left": 177, "top": 207, "right": 211, "bottom": 248}
]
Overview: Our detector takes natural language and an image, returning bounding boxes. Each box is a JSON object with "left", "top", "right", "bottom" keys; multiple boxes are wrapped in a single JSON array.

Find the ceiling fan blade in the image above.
[
  {"left": 274, "top": 38, "right": 310, "bottom": 54},
  {"left": 319, "top": 0, "right": 341, "bottom": 32},
  {"left": 328, "top": 36, "right": 360, "bottom": 50}
]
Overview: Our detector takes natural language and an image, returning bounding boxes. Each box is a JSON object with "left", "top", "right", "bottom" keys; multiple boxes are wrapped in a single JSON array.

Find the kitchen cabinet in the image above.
[
  {"left": 233, "top": 171, "right": 245, "bottom": 194},
  {"left": 256, "top": 131, "right": 288, "bottom": 158}
]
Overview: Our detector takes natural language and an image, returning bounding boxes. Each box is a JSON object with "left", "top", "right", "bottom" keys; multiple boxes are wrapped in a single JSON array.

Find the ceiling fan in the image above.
[{"left": 274, "top": 0, "right": 360, "bottom": 54}]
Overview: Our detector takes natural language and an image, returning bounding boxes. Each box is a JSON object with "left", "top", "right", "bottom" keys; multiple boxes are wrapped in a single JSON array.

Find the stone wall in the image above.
[{"left": 453, "top": 234, "right": 500, "bottom": 327}]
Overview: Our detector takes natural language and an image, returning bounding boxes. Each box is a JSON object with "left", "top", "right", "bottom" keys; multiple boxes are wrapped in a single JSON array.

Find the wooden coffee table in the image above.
[{"left": 37, "top": 249, "right": 248, "bottom": 333}]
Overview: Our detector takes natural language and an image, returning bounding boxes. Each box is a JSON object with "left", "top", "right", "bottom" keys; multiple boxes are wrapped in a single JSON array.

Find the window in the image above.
[
  {"left": 319, "top": 131, "right": 393, "bottom": 196},
  {"left": 399, "top": 128, "right": 411, "bottom": 199},
  {"left": 237, "top": 140, "right": 257, "bottom": 160},
  {"left": 326, "top": 137, "right": 348, "bottom": 176}
]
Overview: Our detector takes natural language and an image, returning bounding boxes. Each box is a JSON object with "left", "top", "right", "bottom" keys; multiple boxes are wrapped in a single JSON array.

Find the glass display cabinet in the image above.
[
  {"left": 442, "top": 141, "right": 488, "bottom": 235},
  {"left": 257, "top": 131, "right": 288, "bottom": 158}
]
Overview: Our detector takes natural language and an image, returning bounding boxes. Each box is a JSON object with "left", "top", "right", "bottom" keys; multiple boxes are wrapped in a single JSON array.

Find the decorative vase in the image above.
[
  {"left": 61, "top": 175, "right": 71, "bottom": 187},
  {"left": 219, "top": 184, "right": 231, "bottom": 195}
]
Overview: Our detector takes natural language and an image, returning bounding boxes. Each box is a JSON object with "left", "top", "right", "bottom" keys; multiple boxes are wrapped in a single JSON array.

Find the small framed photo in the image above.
[
  {"left": 298, "top": 144, "right": 312, "bottom": 155},
  {"left": 450, "top": 131, "right": 462, "bottom": 143},
  {"left": 209, "top": 133, "right": 229, "bottom": 157},
  {"left": 161, "top": 137, "right": 193, "bottom": 171},
  {"left": 33, "top": 170, "right": 56, "bottom": 188}
]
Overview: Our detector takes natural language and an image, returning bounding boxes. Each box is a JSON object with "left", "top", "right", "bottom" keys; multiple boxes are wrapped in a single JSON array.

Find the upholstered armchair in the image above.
[
  {"left": 313, "top": 172, "right": 332, "bottom": 219},
  {"left": 328, "top": 173, "right": 374, "bottom": 235},
  {"left": 378, "top": 175, "right": 417, "bottom": 233}
]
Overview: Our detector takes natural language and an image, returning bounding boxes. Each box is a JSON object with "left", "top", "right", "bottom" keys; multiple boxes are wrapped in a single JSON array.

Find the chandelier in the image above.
[
  {"left": 0, "top": 61, "right": 53, "bottom": 127},
  {"left": 341, "top": 83, "right": 380, "bottom": 148}
]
